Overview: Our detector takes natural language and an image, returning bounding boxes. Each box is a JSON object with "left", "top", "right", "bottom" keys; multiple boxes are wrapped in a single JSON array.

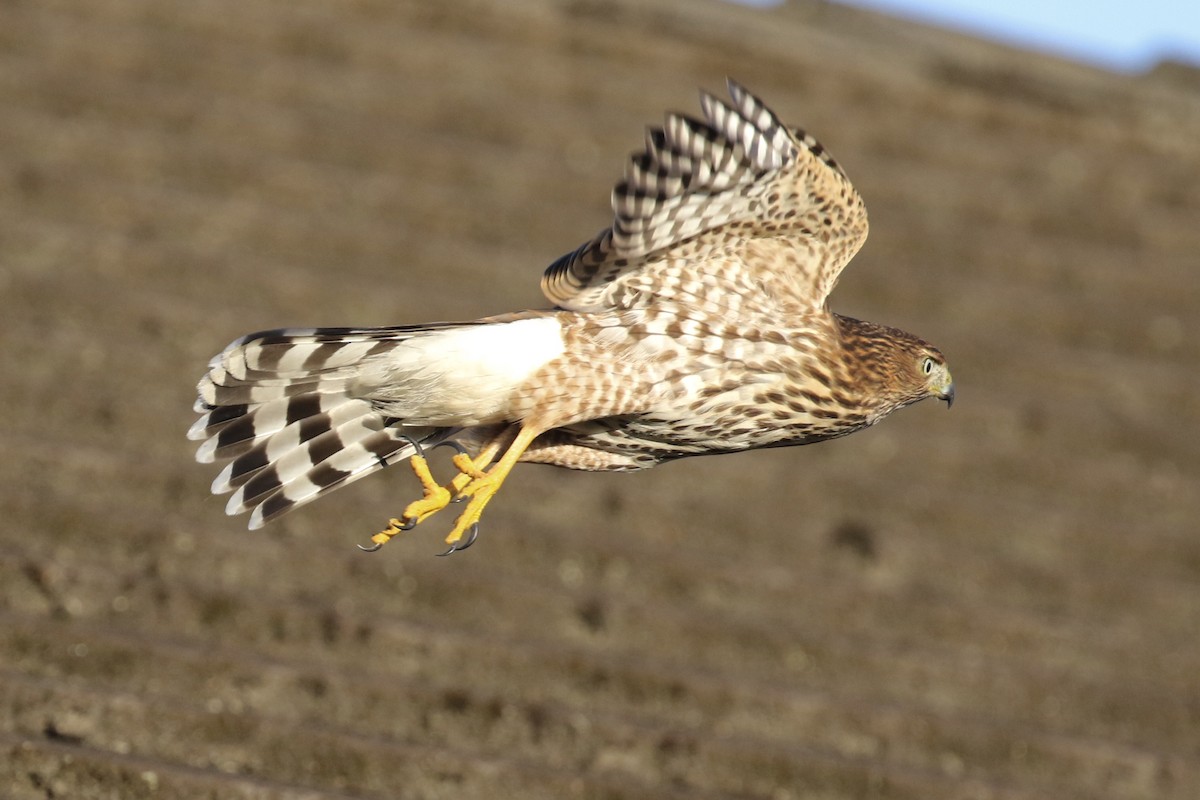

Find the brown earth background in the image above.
[{"left": 3, "top": 1, "right": 1199, "bottom": 798}]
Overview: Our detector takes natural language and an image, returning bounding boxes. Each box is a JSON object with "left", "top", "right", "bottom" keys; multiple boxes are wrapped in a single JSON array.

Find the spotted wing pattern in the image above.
[{"left": 541, "top": 79, "right": 868, "bottom": 313}]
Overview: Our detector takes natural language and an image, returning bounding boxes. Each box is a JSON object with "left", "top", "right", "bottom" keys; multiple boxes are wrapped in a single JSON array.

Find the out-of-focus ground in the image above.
[{"left": 2, "top": 1, "right": 1198, "bottom": 797}]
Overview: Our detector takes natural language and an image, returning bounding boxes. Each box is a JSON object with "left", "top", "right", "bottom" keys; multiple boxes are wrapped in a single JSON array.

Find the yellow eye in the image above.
[{"left": 922, "top": 357, "right": 934, "bottom": 375}]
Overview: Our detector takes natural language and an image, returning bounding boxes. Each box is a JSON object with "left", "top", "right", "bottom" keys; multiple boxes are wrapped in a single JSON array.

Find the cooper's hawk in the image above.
[{"left": 189, "top": 80, "right": 954, "bottom": 553}]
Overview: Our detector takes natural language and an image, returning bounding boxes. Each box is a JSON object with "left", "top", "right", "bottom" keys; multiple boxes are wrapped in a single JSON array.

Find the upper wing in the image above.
[{"left": 541, "top": 79, "right": 868, "bottom": 312}]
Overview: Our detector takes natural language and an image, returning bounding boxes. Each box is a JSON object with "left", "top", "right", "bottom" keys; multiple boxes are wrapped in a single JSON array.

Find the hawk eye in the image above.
[{"left": 922, "top": 357, "right": 934, "bottom": 375}]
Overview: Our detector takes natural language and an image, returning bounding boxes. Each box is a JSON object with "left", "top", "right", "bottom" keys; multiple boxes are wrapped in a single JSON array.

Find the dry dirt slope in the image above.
[{"left": 1, "top": 0, "right": 1199, "bottom": 798}]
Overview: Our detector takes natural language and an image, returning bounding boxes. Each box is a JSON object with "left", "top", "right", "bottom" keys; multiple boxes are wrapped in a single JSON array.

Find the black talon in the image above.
[
  {"left": 398, "top": 433, "right": 427, "bottom": 459},
  {"left": 432, "top": 440, "right": 469, "bottom": 457},
  {"left": 435, "top": 523, "right": 480, "bottom": 557},
  {"left": 459, "top": 523, "right": 480, "bottom": 550},
  {"left": 360, "top": 434, "right": 453, "bottom": 554}
]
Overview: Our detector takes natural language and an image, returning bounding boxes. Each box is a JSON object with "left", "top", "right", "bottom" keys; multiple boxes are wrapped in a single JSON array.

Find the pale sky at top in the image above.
[{"left": 736, "top": 0, "right": 1200, "bottom": 72}]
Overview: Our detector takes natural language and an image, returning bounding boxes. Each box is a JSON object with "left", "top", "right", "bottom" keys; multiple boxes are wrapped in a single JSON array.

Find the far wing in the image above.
[{"left": 541, "top": 79, "right": 868, "bottom": 312}]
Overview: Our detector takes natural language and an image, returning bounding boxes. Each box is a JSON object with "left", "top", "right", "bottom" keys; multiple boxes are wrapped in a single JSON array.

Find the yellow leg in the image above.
[
  {"left": 440, "top": 425, "right": 541, "bottom": 545},
  {"left": 366, "top": 453, "right": 451, "bottom": 549},
  {"left": 445, "top": 435, "right": 505, "bottom": 498},
  {"left": 365, "top": 428, "right": 524, "bottom": 550}
]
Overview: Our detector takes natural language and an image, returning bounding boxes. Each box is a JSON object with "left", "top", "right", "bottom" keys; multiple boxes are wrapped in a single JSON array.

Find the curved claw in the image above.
[
  {"left": 359, "top": 513, "right": 416, "bottom": 553},
  {"left": 397, "top": 433, "right": 427, "bottom": 460},
  {"left": 435, "top": 523, "right": 480, "bottom": 557},
  {"left": 458, "top": 523, "right": 480, "bottom": 550},
  {"left": 374, "top": 433, "right": 426, "bottom": 470},
  {"left": 432, "top": 440, "right": 469, "bottom": 457}
]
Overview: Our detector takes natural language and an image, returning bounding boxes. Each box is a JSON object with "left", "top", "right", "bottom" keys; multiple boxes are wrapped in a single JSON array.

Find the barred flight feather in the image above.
[
  {"left": 541, "top": 78, "right": 861, "bottom": 312},
  {"left": 191, "top": 318, "right": 564, "bottom": 528}
]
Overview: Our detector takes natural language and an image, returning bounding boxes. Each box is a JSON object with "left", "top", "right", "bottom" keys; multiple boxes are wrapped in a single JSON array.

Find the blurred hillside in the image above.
[{"left": 2, "top": 1, "right": 1198, "bottom": 798}]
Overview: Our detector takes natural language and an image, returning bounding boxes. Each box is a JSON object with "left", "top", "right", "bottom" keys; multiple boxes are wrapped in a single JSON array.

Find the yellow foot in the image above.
[
  {"left": 362, "top": 447, "right": 492, "bottom": 551},
  {"left": 361, "top": 453, "right": 455, "bottom": 551},
  {"left": 434, "top": 425, "right": 539, "bottom": 549},
  {"left": 362, "top": 426, "right": 537, "bottom": 553},
  {"left": 401, "top": 454, "right": 455, "bottom": 524},
  {"left": 448, "top": 451, "right": 487, "bottom": 494},
  {"left": 439, "top": 469, "right": 505, "bottom": 547}
]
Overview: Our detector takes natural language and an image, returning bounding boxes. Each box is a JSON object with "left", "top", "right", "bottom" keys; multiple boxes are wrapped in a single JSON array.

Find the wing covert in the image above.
[{"left": 541, "top": 79, "right": 868, "bottom": 313}]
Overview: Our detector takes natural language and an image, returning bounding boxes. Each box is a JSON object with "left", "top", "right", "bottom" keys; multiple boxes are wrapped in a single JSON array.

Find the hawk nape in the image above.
[{"left": 189, "top": 80, "right": 954, "bottom": 554}]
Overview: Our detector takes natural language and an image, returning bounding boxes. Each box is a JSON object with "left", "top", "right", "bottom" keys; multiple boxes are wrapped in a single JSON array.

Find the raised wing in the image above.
[{"left": 541, "top": 79, "right": 868, "bottom": 312}]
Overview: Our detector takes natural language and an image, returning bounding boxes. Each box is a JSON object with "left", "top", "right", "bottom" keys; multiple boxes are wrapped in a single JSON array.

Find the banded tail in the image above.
[{"left": 188, "top": 317, "right": 565, "bottom": 528}]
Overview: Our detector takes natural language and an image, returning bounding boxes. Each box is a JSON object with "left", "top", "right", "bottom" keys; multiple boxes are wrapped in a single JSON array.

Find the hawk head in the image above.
[
  {"left": 836, "top": 316, "right": 955, "bottom": 418},
  {"left": 918, "top": 348, "right": 955, "bottom": 408}
]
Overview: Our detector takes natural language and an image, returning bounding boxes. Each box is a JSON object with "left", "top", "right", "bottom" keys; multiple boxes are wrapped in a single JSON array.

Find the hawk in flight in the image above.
[{"left": 189, "top": 80, "right": 954, "bottom": 553}]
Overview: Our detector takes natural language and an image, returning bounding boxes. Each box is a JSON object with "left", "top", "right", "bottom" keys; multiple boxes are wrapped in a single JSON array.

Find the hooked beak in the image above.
[{"left": 939, "top": 380, "right": 955, "bottom": 408}]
